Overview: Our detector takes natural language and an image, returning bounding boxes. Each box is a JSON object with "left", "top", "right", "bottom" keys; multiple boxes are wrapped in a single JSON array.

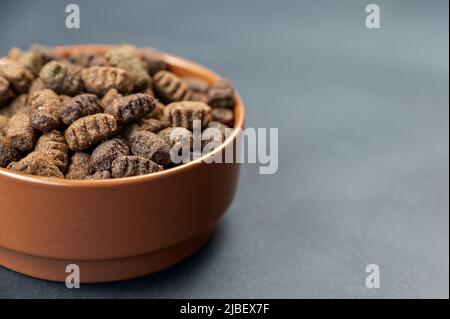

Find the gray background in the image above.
[{"left": 0, "top": 0, "right": 448, "bottom": 298}]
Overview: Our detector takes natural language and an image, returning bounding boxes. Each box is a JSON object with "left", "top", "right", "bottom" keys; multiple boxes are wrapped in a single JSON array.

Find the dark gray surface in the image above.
[{"left": 0, "top": 0, "right": 448, "bottom": 298}]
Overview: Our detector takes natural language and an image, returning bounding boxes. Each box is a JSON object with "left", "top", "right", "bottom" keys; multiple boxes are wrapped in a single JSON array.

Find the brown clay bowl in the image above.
[{"left": 0, "top": 45, "right": 245, "bottom": 283}]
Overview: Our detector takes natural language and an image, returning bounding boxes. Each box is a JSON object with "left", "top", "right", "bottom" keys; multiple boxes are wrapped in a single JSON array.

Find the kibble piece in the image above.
[
  {"left": 28, "top": 78, "right": 46, "bottom": 96},
  {"left": 60, "top": 94, "right": 102, "bottom": 125},
  {"left": 142, "top": 49, "right": 169, "bottom": 75},
  {"left": 85, "top": 170, "right": 111, "bottom": 180},
  {"left": 81, "top": 66, "right": 133, "bottom": 96},
  {"left": 105, "top": 93, "right": 155, "bottom": 126},
  {"left": 158, "top": 127, "right": 193, "bottom": 149},
  {"left": 207, "top": 79, "right": 236, "bottom": 109},
  {"left": 100, "top": 88, "right": 123, "bottom": 110},
  {"left": 35, "top": 130, "right": 70, "bottom": 173},
  {"left": 105, "top": 46, "right": 151, "bottom": 91},
  {"left": 211, "top": 108, "right": 234, "bottom": 127},
  {"left": 0, "top": 135, "right": 20, "bottom": 168},
  {"left": 29, "top": 89, "right": 63, "bottom": 132},
  {"left": 0, "top": 76, "right": 14, "bottom": 107},
  {"left": 65, "top": 114, "right": 118, "bottom": 151},
  {"left": 39, "top": 61, "right": 83, "bottom": 96},
  {"left": 145, "top": 101, "right": 166, "bottom": 120},
  {"left": 208, "top": 121, "right": 233, "bottom": 139},
  {"left": 183, "top": 77, "right": 209, "bottom": 93},
  {"left": 30, "top": 44, "right": 62, "bottom": 63},
  {"left": 0, "top": 94, "right": 28, "bottom": 118},
  {"left": 91, "top": 138, "right": 130, "bottom": 171},
  {"left": 153, "top": 70, "right": 192, "bottom": 102},
  {"left": 6, "top": 113, "right": 36, "bottom": 152},
  {"left": 0, "top": 115, "right": 8, "bottom": 135},
  {"left": 202, "top": 126, "right": 225, "bottom": 151},
  {"left": 69, "top": 52, "right": 108, "bottom": 67},
  {"left": 128, "top": 130, "right": 171, "bottom": 166},
  {"left": 0, "top": 59, "right": 33, "bottom": 94},
  {"left": 7, "top": 152, "right": 64, "bottom": 178},
  {"left": 111, "top": 155, "right": 162, "bottom": 178},
  {"left": 65, "top": 152, "right": 93, "bottom": 179},
  {"left": 7, "top": 47, "right": 22, "bottom": 61},
  {"left": 17, "top": 51, "right": 44, "bottom": 77},
  {"left": 164, "top": 101, "right": 212, "bottom": 130}
]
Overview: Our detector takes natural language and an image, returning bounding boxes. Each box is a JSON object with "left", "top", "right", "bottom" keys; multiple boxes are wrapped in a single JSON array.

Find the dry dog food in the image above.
[{"left": 0, "top": 44, "right": 237, "bottom": 179}]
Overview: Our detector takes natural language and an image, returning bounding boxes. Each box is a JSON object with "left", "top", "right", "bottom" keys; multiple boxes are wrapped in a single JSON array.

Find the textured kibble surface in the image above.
[{"left": 0, "top": 44, "right": 236, "bottom": 180}]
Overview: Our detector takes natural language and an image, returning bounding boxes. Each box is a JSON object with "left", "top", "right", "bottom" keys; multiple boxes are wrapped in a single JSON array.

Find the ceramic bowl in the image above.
[{"left": 0, "top": 45, "right": 245, "bottom": 283}]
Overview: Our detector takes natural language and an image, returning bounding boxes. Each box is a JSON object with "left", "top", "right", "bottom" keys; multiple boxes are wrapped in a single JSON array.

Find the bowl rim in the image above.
[{"left": 0, "top": 44, "right": 246, "bottom": 187}]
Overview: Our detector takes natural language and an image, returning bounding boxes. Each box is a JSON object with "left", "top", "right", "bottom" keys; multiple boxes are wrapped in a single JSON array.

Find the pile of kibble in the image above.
[{"left": 0, "top": 44, "right": 236, "bottom": 179}]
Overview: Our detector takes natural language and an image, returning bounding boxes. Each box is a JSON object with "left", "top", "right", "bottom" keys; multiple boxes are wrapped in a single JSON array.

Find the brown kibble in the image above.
[
  {"left": 0, "top": 115, "right": 8, "bottom": 135},
  {"left": 60, "top": 94, "right": 102, "bottom": 125},
  {"left": 85, "top": 170, "right": 111, "bottom": 180},
  {"left": 105, "top": 93, "right": 155, "bottom": 125},
  {"left": 0, "top": 59, "right": 33, "bottom": 94},
  {"left": 128, "top": 130, "right": 171, "bottom": 166},
  {"left": 164, "top": 101, "right": 212, "bottom": 130},
  {"left": 28, "top": 78, "right": 46, "bottom": 96},
  {"left": 35, "top": 130, "right": 69, "bottom": 173},
  {"left": 7, "top": 152, "right": 64, "bottom": 178},
  {"left": 6, "top": 113, "right": 36, "bottom": 152},
  {"left": 0, "top": 94, "right": 28, "bottom": 118},
  {"left": 81, "top": 66, "right": 133, "bottom": 96},
  {"left": 111, "top": 155, "right": 162, "bottom": 178},
  {"left": 65, "top": 114, "right": 118, "bottom": 151},
  {"left": 17, "top": 51, "right": 45, "bottom": 77},
  {"left": 29, "top": 89, "right": 63, "bottom": 132},
  {"left": 100, "top": 88, "right": 123, "bottom": 110},
  {"left": 154, "top": 70, "right": 192, "bottom": 102},
  {"left": 91, "top": 138, "right": 130, "bottom": 171},
  {"left": 7, "top": 47, "right": 22, "bottom": 61},
  {"left": 183, "top": 77, "right": 209, "bottom": 93},
  {"left": 211, "top": 108, "right": 234, "bottom": 127},
  {"left": 142, "top": 49, "right": 169, "bottom": 76},
  {"left": 0, "top": 135, "right": 20, "bottom": 168},
  {"left": 202, "top": 126, "right": 225, "bottom": 151},
  {"left": 158, "top": 127, "right": 193, "bottom": 149},
  {"left": 39, "top": 61, "right": 83, "bottom": 95},
  {"left": 0, "top": 76, "right": 15, "bottom": 107},
  {"left": 105, "top": 46, "right": 151, "bottom": 91},
  {"left": 66, "top": 152, "right": 93, "bottom": 180},
  {"left": 207, "top": 79, "right": 236, "bottom": 109},
  {"left": 30, "top": 44, "right": 62, "bottom": 63},
  {"left": 208, "top": 121, "right": 233, "bottom": 139},
  {"left": 69, "top": 52, "right": 108, "bottom": 67}
]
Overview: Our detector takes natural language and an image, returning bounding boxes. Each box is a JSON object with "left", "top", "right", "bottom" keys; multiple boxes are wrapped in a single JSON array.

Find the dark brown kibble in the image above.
[
  {"left": 28, "top": 78, "right": 46, "bottom": 96},
  {"left": 105, "top": 46, "right": 151, "bottom": 91},
  {"left": 211, "top": 108, "right": 234, "bottom": 127},
  {"left": 65, "top": 114, "right": 118, "bottom": 151},
  {"left": 207, "top": 79, "right": 236, "bottom": 109},
  {"left": 0, "top": 115, "right": 8, "bottom": 135},
  {"left": 69, "top": 52, "right": 108, "bottom": 67},
  {"left": 202, "top": 126, "right": 225, "bottom": 151},
  {"left": 208, "top": 121, "right": 233, "bottom": 139},
  {"left": 66, "top": 152, "right": 93, "bottom": 180},
  {"left": 39, "top": 61, "right": 83, "bottom": 95},
  {"left": 35, "top": 130, "right": 69, "bottom": 173},
  {"left": 7, "top": 152, "right": 64, "bottom": 178},
  {"left": 128, "top": 130, "right": 171, "bottom": 166},
  {"left": 6, "top": 113, "right": 36, "bottom": 152},
  {"left": 142, "top": 49, "right": 169, "bottom": 76},
  {"left": 154, "top": 70, "right": 192, "bottom": 102},
  {"left": 164, "top": 101, "right": 212, "bottom": 130},
  {"left": 100, "top": 88, "right": 123, "bottom": 109},
  {"left": 0, "top": 135, "right": 20, "bottom": 168},
  {"left": 183, "top": 77, "right": 209, "bottom": 93},
  {"left": 91, "top": 138, "right": 130, "bottom": 171},
  {"left": 0, "top": 94, "right": 28, "bottom": 118},
  {"left": 29, "top": 89, "right": 63, "bottom": 132},
  {"left": 60, "top": 94, "right": 102, "bottom": 125},
  {"left": 85, "top": 170, "right": 111, "bottom": 180},
  {"left": 81, "top": 66, "right": 133, "bottom": 96},
  {"left": 158, "top": 127, "right": 193, "bottom": 149},
  {"left": 17, "top": 51, "right": 44, "bottom": 77},
  {"left": 30, "top": 44, "right": 62, "bottom": 63},
  {"left": 105, "top": 93, "right": 155, "bottom": 125},
  {"left": 0, "top": 76, "right": 15, "bottom": 107},
  {"left": 111, "top": 155, "right": 162, "bottom": 178},
  {"left": 0, "top": 59, "right": 33, "bottom": 94}
]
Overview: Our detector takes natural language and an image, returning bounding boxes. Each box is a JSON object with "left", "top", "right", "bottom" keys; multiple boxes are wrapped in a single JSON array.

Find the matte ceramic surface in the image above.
[{"left": 0, "top": 45, "right": 245, "bottom": 283}]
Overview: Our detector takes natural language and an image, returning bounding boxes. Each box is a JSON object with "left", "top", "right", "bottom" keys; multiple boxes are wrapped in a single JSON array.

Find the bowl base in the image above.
[{"left": 0, "top": 227, "right": 215, "bottom": 283}]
